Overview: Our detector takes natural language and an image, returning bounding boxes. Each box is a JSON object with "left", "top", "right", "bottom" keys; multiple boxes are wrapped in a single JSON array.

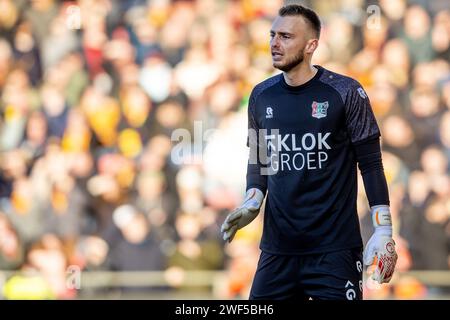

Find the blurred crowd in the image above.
[{"left": 0, "top": 0, "right": 448, "bottom": 300}]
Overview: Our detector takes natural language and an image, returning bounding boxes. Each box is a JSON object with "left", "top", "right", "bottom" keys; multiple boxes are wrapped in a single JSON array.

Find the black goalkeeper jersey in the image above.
[{"left": 246, "top": 65, "right": 381, "bottom": 255}]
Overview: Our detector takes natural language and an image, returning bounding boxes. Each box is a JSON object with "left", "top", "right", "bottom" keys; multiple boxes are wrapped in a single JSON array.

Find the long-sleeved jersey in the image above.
[{"left": 246, "top": 65, "right": 383, "bottom": 255}]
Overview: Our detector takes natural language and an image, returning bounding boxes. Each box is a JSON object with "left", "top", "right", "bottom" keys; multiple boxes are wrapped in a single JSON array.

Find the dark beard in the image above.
[{"left": 275, "top": 49, "right": 304, "bottom": 72}]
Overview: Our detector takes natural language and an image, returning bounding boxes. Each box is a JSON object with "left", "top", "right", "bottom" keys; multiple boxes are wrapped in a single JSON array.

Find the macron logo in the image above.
[{"left": 266, "top": 107, "right": 273, "bottom": 119}]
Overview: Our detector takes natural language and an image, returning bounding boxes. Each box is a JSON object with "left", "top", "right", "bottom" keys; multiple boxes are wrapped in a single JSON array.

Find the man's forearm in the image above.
[
  {"left": 353, "top": 136, "right": 390, "bottom": 207},
  {"left": 246, "top": 161, "right": 268, "bottom": 195}
]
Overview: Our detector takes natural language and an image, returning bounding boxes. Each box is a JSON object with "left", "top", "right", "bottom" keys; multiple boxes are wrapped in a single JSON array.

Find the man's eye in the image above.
[{"left": 282, "top": 35, "right": 290, "bottom": 39}]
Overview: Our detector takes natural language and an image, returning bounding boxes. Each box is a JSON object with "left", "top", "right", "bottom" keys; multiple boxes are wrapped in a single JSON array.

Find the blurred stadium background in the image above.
[{"left": 0, "top": 0, "right": 449, "bottom": 300}]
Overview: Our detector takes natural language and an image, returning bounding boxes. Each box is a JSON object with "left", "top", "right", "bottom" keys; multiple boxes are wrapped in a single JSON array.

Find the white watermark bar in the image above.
[{"left": 171, "top": 122, "right": 332, "bottom": 176}]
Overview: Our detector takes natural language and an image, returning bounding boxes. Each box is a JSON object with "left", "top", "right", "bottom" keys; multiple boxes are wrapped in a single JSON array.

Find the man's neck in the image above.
[{"left": 282, "top": 63, "right": 318, "bottom": 87}]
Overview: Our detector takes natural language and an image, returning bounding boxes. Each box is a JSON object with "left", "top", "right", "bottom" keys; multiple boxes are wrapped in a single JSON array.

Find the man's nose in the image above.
[{"left": 271, "top": 36, "right": 280, "bottom": 48}]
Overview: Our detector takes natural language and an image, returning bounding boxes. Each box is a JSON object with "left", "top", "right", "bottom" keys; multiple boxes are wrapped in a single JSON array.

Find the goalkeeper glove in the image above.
[
  {"left": 363, "top": 205, "right": 398, "bottom": 284},
  {"left": 221, "top": 188, "right": 264, "bottom": 243}
]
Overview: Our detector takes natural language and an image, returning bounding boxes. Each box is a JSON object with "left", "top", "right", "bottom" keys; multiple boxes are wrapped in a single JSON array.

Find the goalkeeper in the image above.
[{"left": 221, "top": 4, "right": 397, "bottom": 300}]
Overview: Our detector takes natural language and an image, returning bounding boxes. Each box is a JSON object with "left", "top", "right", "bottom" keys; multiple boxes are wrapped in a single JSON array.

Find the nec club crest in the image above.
[{"left": 311, "top": 101, "right": 329, "bottom": 119}]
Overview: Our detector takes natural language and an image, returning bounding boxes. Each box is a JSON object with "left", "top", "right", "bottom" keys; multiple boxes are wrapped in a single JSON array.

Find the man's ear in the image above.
[{"left": 305, "top": 38, "right": 319, "bottom": 54}]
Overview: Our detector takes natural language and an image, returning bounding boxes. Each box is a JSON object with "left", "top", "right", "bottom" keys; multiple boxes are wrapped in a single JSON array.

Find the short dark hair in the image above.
[{"left": 279, "top": 4, "right": 321, "bottom": 38}]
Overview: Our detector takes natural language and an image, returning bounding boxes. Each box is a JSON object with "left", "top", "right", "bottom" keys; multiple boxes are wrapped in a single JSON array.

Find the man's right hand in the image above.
[{"left": 220, "top": 188, "right": 264, "bottom": 243}]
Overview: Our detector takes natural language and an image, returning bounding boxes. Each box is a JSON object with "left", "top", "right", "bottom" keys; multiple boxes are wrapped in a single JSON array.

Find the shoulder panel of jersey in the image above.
[
  {"left": 246, "top": 74, "right": 280, "bottom": 149},
  {"left": 317, "top": 66, "right": 380, "bottom": 143},
  {"left": 316, "top": 67, "right": 359, "bottom": 105},
  {"left": 250, "top": 74, "right": 282, "bottom": 107}
]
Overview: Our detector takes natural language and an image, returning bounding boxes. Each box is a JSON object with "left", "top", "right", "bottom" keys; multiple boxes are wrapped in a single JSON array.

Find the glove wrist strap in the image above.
[
  {"left": 242, "top": 188, "right": 264, "bottom": 210},
  {"left": 370, "top": 205, "right": 392, "bottom": 228}
]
